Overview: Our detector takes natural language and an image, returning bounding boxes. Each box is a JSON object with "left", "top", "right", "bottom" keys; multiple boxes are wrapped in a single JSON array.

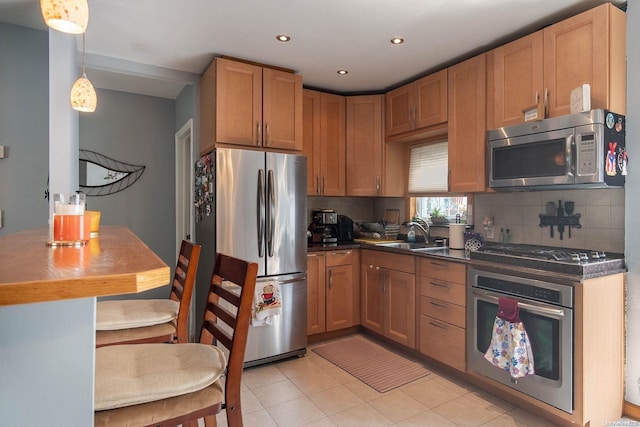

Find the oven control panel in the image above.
[{"left": 476, "top": 276, "right": 562, "bottom": 305}]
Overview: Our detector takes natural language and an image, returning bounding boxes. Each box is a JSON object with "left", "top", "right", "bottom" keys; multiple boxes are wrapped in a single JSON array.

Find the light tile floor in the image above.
[{"left": 213, "top": 333, "right": 639, "bottom": 427}]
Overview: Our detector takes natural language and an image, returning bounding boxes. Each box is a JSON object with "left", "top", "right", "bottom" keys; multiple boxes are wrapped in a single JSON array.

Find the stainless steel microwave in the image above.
[{"left": 487, "top": 110, "right": 627, "bottom": 190}]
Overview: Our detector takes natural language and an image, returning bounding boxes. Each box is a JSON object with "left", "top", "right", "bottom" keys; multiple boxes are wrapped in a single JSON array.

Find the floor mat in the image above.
[{"left": 312, "top": 336, "right": 430, "bottom": 393}]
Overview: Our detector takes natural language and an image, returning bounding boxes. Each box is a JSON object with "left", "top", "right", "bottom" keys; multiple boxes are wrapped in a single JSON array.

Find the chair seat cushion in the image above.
[
  {"left": 95, "top": 380, "right": 224, "bottom": 427},
  {"left": 96, "top": 299, "right": 179, "bottom": 330},
  {"left": 95, "top": 322, "right": 176, "bottom": 347},
  {"left": 95, "top": 343, "right": 226, "bottom": 411}
]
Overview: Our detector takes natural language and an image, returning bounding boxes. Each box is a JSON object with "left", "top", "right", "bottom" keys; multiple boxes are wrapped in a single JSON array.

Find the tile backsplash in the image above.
[
  {"left": 474, "top": 189, "right": 625, "bottom": 253},
  {"left": 307, "top": 197, "right": 405, "bottom": 224},
  {"left": 307, "top": 188, "right": 624, "bottom": 253}
]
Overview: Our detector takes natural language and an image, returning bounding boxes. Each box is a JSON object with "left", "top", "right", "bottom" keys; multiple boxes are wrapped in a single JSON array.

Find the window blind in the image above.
[{"left": 408, "top": 141, "right": 448, "bottom": 193}]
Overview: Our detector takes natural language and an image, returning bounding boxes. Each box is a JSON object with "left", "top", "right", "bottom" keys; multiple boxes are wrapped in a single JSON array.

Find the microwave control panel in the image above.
[{"left": 576, "top": 132, "right": 597, "bottom": 176}]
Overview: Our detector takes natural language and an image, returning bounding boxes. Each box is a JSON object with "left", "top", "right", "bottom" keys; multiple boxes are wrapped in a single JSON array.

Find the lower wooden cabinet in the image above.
[
  {"left": 361, "top": 250, "right": 416, "bottom": 348},
  {"left": 307, "top": 249, "right": 359, "bottom": 335},
  {"left": 417, "top": 257, "right": 466, "bottom": 371}
]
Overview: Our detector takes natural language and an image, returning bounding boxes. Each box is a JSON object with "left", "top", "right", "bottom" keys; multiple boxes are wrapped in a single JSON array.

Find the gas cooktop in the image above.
[{"left": 469, "top": 243, "right": 626, "bottom": 277}]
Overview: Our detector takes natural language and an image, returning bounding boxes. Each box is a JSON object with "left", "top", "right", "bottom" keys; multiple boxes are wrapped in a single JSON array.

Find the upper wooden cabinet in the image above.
[
  {"left": 302, "top": 89, "right": 346, "bottom": 196},
  {"left": 199, "top": 57, "right": 303, "bottom": 155},
  {"left": 487, "top": 32, "right": 544, "bottom": 129},
  {"left": 346, "top": 95, "right": 383, "bottom": 196},
  {"left": 448, "top": 53, "right": 487, "bottom": 193},
  {"left": 385, "top": 70, "right": 447, "bottom": 140},
  {"left": 488, "top": 3, "right": 626, "bottom": 128},
  {"left": 544, "top": 3, "right": 626, "bottom": 117}
]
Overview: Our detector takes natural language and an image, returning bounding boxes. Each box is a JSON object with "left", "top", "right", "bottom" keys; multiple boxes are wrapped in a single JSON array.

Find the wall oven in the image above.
[{"left": 467, "top": 267, "right": 574, "bottom": 414}]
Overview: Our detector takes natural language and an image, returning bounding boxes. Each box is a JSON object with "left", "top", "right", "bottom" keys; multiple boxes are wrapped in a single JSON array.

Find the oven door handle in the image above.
[{"left": 475, "top": 290, "right": 566, "bottom": 318}]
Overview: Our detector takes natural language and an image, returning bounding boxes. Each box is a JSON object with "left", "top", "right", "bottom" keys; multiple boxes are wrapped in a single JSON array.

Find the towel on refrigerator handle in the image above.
[
  {"left": 251, "top": 280, "right": 282, "bottom": 326},
  {"left": 484, "top": 297, "right": 535, "bottom": 378}
]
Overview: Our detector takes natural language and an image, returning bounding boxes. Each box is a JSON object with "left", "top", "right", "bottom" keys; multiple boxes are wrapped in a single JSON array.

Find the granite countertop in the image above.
[
  {"left": 308, "top": 241, "right": 626, "bottom": 279},
  {"left": 308, "top": 241, "right": 470, "bottom": 262},
  {"left": 308, "top": 242, "right": 361, "bottom": 252}
]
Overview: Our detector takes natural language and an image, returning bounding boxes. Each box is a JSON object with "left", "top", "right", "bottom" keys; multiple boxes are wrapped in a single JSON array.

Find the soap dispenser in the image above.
[{"left": 407, "top": 225, "right": 416, "bottom": 242}]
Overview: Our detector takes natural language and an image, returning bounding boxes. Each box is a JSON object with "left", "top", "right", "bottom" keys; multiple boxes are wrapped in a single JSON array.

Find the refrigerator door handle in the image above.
[
  {"left": 267, "top": 169, "right": 275, "bottom": 257},
  {"left": 258, "top": 169, "right": 265, "bottom": 258}
]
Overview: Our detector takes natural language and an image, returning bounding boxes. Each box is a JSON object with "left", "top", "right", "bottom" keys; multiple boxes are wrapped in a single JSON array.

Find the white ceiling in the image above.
[{"left": 0, "top": 0, "right": 627, "bottom": 99}]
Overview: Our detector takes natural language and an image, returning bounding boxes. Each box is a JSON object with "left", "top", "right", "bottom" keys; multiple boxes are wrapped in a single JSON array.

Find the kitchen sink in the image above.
[
  {"left": 412, "top": 246, "right": 451, "bottom": 255},
  {"left": 375, "top": 242, "right": 440, "bottom": 250}
]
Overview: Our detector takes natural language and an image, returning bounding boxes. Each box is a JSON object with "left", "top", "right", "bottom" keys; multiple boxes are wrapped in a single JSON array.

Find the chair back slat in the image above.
[
  {"left": 202, "top": 320, "right": 233, "bottom": 350},
  {"left": 213, "top": 284, "right": 242, "bottom": 308},
  {"left": 207, "top": 300, "right": 238, "bottom": 332},
  {"left": 171, "top": 240, "right": 201, "bottom": 343}
]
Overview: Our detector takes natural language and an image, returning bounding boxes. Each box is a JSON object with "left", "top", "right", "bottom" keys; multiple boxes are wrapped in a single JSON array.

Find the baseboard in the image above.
[
  {"left": 307, "top": 326, "right": 361, "bottom": 344},
  {"left": 624, "top": 400, "right": 640, "bottom": 421}
]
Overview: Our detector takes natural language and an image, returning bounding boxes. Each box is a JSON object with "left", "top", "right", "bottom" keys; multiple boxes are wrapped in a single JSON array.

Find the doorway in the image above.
[{"left": 175, "top": 119, "right": 194, "bottom": 339}]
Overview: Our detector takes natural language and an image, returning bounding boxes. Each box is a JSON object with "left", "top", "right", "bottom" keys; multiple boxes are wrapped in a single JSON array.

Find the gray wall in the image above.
[
  {"left": 175, "top": 83, "right": 196, "bottom": 131},
  {"left": 0, "top": 23, "right": 49, "bottom": 236},
  {"left": 80, "top": 89, "right": 177, "bottom": 298},
  {"left": 625, "top": 1, "right": 640, "bottom": 407}
]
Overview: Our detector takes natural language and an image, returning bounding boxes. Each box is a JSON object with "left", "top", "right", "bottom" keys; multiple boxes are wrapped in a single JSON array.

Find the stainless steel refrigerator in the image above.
[{"left": 195, "top": 147, "right": 307, "bottom": 367}]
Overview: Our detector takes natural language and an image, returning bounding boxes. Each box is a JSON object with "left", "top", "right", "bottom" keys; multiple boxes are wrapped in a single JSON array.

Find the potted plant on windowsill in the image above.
[{"left": 430, "top": 208, "right": 449, "bottom": 224}]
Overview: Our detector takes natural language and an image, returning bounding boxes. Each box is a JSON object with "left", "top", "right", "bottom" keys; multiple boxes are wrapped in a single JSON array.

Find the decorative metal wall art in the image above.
[{"left": 79, "top": 149, "right": 145, "bottom": 196}]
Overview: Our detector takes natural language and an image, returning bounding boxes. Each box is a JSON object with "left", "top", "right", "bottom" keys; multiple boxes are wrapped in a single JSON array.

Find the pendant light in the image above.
[
  {"left": 40, "top": 0, "right": 89, "bottom": 34},
  {"left": 70, "top": 33, "right": 97, "bottom": 112}
]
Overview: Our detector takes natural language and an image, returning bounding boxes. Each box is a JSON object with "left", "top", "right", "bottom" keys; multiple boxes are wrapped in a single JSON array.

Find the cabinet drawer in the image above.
[
  {"left": 362, "top": 249, "right": 415, "bottom": 274},
  {"left": 326, "top": 249, "right": 354, "bottom": 267},
  {"left": 419, "top": 315, "right": 465, "bottom": 371},
  {"left": 421, "top": 296, "right": 465, "bottom": 328},
  {"left": 421, "top": 279, "right": 466, "bottom": 306},
  {"left": 419, "top": 258, "right": 465, "bottom": 284}
]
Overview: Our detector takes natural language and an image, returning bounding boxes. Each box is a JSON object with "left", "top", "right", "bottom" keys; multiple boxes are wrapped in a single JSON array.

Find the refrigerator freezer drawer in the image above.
[{"left": 243, "top": 274, "right": 308, "bottom": 366}]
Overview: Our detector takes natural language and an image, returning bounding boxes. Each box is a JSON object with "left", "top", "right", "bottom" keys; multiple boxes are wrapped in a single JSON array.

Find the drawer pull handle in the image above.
[
  {"left": 429, "top": 321, "right": 448, "bottom": 330},
  {"left": 329, "top": 270, "right": 333, "bottom": 289},
  {"left": 429, "top": 301, "right": 448, "bottom": 309},
  {"left": 330, "top": 251, "right": 352, "bottom": 256},
  {"left": 429, "top": 262, "right": 447, "bottom": 267},
  {"left": 430, "top": 281, "right": 449, "bottom": 288}
]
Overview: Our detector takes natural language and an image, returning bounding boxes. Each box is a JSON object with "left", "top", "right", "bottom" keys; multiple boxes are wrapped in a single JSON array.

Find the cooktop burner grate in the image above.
[{"left": 470, "top": 243, "right": 625, "bottom": 277}]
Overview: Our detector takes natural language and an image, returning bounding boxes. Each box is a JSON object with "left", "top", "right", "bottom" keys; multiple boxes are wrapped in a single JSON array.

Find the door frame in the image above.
[
  {"left": 175, "top": 118, "right": 194, "bottom": 251},
  {"left": 175, "top": 118, "right": 195, "bottom": 340}
]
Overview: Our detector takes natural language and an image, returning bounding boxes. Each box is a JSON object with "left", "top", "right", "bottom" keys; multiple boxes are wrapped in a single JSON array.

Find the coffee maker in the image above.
[
  {"left": 309, "top": 209, "right": 338, "bottom": 244},
  {"left": 337, "top": 214, "right": 354, "bottom": 242}
]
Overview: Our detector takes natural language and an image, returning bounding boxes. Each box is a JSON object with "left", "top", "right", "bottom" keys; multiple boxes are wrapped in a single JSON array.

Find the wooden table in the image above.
[
  {"left": 0, "top": 226, "right": 171, "bottom": 425},
  {"left": 0, "top": 225, "right": 171, "bottom": 306}
]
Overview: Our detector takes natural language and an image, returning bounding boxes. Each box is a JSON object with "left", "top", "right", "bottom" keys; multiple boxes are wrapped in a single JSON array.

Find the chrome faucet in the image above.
[{"left": 404, "top": 221, "right": 430, "bottom": 244}]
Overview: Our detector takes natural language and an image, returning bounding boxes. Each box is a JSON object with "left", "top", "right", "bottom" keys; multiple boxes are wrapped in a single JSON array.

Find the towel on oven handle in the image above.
[{"left": 484, "top": 297, "right": 535, "bottom": 378}]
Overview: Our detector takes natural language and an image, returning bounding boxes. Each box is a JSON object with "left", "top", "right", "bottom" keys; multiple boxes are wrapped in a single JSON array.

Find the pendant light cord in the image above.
[{"left": 81, "top": 33, "right": 87, "bottom": 77}]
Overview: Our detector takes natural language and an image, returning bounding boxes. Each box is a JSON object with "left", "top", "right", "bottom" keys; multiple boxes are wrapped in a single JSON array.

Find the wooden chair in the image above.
[
  {"left": 94, "top": 253, "right": 259, "bottom": 427},
  {"left": 95, "top": 240, "right": 201, "bottom": 347}
]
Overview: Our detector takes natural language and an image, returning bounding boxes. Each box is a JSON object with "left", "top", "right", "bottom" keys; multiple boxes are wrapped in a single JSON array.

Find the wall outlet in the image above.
[
  {"left": 0, "top": 210, "right": 3, "bottom": 228},
  {"left": 0, "top": 145, "right": 5, "bottom": 158}
]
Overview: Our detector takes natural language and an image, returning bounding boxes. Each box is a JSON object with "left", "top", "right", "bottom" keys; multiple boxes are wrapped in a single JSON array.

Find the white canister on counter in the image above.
[{"left": 449, "top": 224, "right": 466, "bottom": 250}]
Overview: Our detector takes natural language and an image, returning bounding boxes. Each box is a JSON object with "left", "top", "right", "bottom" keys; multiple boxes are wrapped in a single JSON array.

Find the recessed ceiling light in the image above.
[
  {"left": 337, "top": 70, "right": 348, "bottom": 75},
  {"left": 276, "top": 34, "right": 291, "bottom": 42},
  {"left": 390, "top": 37, "right": 404, "bottom": 45}
]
